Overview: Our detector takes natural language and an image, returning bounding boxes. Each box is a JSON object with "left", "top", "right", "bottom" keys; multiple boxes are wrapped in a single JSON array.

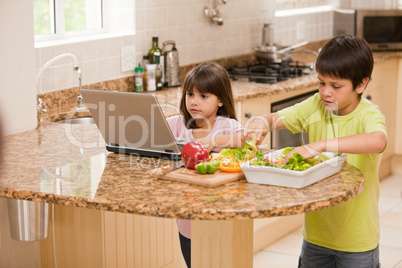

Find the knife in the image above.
[{"left": 158, "top": 160, "right": 185, "bottom": 176}]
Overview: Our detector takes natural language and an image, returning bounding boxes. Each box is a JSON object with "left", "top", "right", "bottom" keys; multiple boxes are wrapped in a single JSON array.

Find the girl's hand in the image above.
[
  {"left": 197, "top": 136, "right": 214, "bottom": 152},
  {"left": 242, "top": 116, "right": 269, "bottom": 145},
  {"left": 284, "top": 141, "right": 324, "bottom": 163}
]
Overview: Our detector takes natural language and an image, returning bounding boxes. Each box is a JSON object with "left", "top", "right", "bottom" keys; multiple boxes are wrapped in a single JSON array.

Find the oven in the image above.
[{"left": 270, "top": 91, "right": 317, "bottom": 150}]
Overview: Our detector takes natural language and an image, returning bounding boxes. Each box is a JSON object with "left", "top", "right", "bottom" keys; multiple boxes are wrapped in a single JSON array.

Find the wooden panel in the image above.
[
  {"left": 364, "top": 59, "right": 398, "bottom": 161},
  {"left": 104, "top": 211, "right": 117, "bottom": 267},
  {"left": 192, "top": 220, "right": 253, "bottom": 268},
  {"left": 395, "top": 59, "right": 402, "bottom": 154},
  {"left": 40, "top": 205, "right": 103, "bottom": 268},
  {"left": 103, "top": 212, "right": 183, "bottom": 268},
  {"left": 133, "top": 214, "right": 142, "bottom": 267},
  {"left": 125, "top": 214, "right": 135, "bottom": 266},
  {"left": 116, "top": 212, "right": 127, "bottom": 268}
]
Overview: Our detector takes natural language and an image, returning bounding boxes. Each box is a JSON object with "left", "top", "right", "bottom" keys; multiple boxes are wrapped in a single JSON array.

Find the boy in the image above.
[{"left": 243, "top": 34, "right": 387, "bottom": 267}]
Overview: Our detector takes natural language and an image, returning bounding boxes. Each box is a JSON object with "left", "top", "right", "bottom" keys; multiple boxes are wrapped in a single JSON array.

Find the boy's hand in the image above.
[{"left": 284, "top": 142, "right": 324, "bottom": 163}]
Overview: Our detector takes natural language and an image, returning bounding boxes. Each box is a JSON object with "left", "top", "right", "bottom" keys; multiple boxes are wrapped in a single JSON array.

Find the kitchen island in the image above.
[
  {"left": 1, "top": 50, "right": 400, "bottom": 267},
  {"left": 0, "top": 104, "right": 363, "bottom": 268}
]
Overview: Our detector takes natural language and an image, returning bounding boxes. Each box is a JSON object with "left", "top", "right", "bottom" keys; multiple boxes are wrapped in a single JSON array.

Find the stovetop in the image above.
[{"left": 225, "top": 60, "right": 315, "bottom": 84}]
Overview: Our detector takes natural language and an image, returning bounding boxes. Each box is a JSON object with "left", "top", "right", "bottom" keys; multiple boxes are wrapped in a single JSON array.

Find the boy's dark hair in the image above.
[
  {"left": 180, "top": 62, "right": 237, "bottom": 129},
  {"left": 316, "top": 34, "right": 374, "bottom": 92}
]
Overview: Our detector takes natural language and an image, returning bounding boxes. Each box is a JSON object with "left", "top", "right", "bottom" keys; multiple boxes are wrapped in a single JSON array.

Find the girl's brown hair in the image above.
[{"left": 179, "top": 62, "right": 237, "bottom": 129}]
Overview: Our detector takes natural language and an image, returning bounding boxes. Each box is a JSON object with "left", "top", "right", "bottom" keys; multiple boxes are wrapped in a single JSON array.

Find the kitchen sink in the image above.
[{"left": 55, "top": 117, "right": 95, "bottom": 124}]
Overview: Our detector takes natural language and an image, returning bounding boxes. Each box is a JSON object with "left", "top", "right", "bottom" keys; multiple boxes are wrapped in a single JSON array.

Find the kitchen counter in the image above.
[
  {"left": 0, "top": 120, "right": 364, "bottom": 219},
  {"left": 0, "top": 61, "right": 368, "bottom": 219},
  {"left": 5, "top": 48, "right": 394, "bottom": 218}
]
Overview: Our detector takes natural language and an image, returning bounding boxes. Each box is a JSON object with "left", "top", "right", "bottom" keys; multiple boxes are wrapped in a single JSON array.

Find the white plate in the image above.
[{"left": 240, "top": 148, "right": 346, "bottom": 188}]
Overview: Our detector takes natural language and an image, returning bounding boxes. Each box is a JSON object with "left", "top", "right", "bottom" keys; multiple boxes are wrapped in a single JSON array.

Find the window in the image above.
[{"left": 34, "top": 0, "right": 103, "bottom": 41}]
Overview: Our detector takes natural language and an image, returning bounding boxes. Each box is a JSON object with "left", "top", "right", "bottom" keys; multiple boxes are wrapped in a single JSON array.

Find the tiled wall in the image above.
[
  {"left": 274, "top": 11, "right": 334, "bottom": 47},
  {"left": 35, "top": 0, "right": 397, "bottom": 94},
  {"left": 35, "top": 35, "right": 135, "bottom": 94},
  {"left": 340, "top": 0, "right": 398, "bottom": 9},
  {"left": 134, "top": 0, "right": 275, "bottom": 66}
]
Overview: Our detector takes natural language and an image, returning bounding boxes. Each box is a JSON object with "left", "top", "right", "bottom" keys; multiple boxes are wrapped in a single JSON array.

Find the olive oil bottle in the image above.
[{"left": 148, "top": 37, "right": 162, "bottom": 64}]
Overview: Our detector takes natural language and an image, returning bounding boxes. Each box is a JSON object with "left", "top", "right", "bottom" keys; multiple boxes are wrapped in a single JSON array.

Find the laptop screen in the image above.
[{"left": 80, "top": 88, "right": 182, "bottom": 159}]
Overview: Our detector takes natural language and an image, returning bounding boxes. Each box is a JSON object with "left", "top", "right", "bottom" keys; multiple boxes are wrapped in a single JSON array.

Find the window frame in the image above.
[{"left": 34, "top": 0, "right": 105, "bottom": 43}]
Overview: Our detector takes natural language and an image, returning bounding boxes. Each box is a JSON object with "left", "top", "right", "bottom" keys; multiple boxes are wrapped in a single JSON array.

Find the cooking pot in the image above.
[
  {"left": 254, "top": 41, "right": 308, "bottom": 63},
  {"left": 254, "top": 23, "right": 308, "bottom": 63}
]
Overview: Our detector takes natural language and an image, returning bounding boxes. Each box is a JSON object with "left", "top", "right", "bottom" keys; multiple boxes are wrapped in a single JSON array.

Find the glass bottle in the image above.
[
  {"left": 146, "top": 64, "right": 156, "bottom": 92},
  {"left": 142, "top": 55, "right": 149, "bottom": 91},
  {"left": 148, "top": 37, "right": 162, "bottom": 64},
  {"left": 154, "top": 52, "right": 163, "bottom": 90},
  {"left": 134, "top": 64, "right": 144, "bottom": 92}
]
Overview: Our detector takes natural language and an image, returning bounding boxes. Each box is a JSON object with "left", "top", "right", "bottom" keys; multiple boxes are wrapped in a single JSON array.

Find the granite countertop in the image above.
[
  {"left": 0, "top": 122, "right": 364, "bottom": 220},
  {"left": 0, "top": 63, "right": 370, "bottom": 220},
  {"left": 2, "top": 51, "right": 399, "bottom": 220}
]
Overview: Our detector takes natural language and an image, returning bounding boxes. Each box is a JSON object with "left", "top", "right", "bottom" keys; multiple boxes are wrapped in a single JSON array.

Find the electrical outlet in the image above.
[
  {"left": 296, "top": 21, "right": 306, "bottom": 40},
  {"left": 121, "top": 46, "right": 136, "bottom": 72}
]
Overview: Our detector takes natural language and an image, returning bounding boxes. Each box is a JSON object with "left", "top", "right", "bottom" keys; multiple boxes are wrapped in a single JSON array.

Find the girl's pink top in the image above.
[{"left": 167, "top": 115, "right": 243, "bottom": 239}]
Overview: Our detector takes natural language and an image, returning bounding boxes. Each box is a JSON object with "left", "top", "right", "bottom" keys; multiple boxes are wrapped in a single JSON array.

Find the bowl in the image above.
[{"left": 240, "top": 148, "right": 346, "bottom": 188}]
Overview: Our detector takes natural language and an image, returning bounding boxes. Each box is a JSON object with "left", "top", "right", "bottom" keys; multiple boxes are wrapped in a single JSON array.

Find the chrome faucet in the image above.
[
  {"left": 36, "top": 53, "right": 81, "bottom": 95},
  {"left": 37, "top": 98, "right": 47, "bottom": 113},
  {"left": 36, "top": 53, "right": 83, "bottom": 126},
  {"left": 204, "top": 0, "right": 226, "bottom": 25},
  {"left": 76, "top": 95, "right": 85, "bottom": 110}
]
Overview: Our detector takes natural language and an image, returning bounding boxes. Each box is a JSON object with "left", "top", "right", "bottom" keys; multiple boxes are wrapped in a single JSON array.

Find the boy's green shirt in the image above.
[{"left": 278, "top": 93, "right": 387, "bottom": 252}]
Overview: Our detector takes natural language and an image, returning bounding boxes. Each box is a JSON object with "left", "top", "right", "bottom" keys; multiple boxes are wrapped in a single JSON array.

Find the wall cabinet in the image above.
[
  {"left": 395, "top": 59, "right": 402, "bottom": 155},
  {"left": 363, "top": 58, "right": 399, "bottom": 178}
]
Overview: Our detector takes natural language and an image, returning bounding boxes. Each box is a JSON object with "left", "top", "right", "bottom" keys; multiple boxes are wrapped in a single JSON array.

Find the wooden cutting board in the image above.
[{"left": 150, "top": 167, "right": 245, "bottom": 187}]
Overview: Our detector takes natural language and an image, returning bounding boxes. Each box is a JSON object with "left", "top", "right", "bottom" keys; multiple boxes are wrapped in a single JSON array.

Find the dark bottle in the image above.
[
  {"left": 142, "top": 55, "right": 149, "bottom": 91},
  {"left": 148, "top": 37, "right": 162, "bottom": 64},
  {"left": 154, "top": 52, "right": 163, "bottom": 90}
]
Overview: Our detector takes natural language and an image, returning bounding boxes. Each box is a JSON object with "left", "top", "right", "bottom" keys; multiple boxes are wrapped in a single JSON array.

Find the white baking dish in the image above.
[{"left": 241, "top": 148, "right": 347, "bottom": 188}]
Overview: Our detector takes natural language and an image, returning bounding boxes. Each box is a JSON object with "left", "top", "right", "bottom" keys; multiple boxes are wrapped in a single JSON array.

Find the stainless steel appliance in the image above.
[
  {"left": 271, "top": 91, "right": 317, "bottom": 149},
  {"left": 355, "top": 9, "right": 402, "bottom": 51},
  {"left": 162, "top": 40, "right": 181, "bottom": 87},
  {"left": 334, "top": 9, "right": 402, "bottom": 51}
]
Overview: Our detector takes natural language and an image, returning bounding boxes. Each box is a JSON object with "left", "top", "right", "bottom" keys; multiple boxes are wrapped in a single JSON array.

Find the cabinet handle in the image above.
[
  {"left": 366, "top": 95, "right": 372, "bottom": 100},
  {"left": 245, "top": 112, "right": 252, "bottom": 118}
]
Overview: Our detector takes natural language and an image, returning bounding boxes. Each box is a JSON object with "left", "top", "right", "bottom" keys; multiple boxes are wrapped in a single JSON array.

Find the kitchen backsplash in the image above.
[
  {"left": 35, "top": 0, "right": 393, "bottom": 95},
  {"left": 36, "top": 52, "right": 256, "bottom": 125}
]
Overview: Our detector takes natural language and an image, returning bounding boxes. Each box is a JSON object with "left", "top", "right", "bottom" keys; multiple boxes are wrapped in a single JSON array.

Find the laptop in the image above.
[{"left": 80, "top": 88, "right": 188, "bottom": 160}]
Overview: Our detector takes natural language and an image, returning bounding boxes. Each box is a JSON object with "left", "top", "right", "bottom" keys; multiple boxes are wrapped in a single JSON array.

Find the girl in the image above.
[{"left": 167, "top": 62, "right": 243, "bottom": 267}]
